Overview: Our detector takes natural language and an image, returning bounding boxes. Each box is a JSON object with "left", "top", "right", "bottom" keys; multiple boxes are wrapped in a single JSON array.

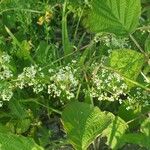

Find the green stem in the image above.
[
  {"left": 41, "top": 50, "right": 78, "bottom": 70},
  {"left": 0, "top": 8, "right": 44, "bottom": 14},
  {"left": 76, "top": 83, "right": 82, "bottom": 100},
  {"left": 129, "top": 34, "right": 149, "bottom": 60},
  {"left": 84, "top": 72, "right": 94, "bottom": 105},
  {"left": 62, "top": 0, "right": 72, "bottom": 60},
  {"left": 73, "top": 7, "right": 84, "bottom": 43},
  {"left": 126, "top": 111, "right": 149, "bottom": 124},
  {"left": 21, "top": 99, "right": 62, "bottom": 115},
  {"left": 137, "top": 26, "right": 150, "bottom": 31}
]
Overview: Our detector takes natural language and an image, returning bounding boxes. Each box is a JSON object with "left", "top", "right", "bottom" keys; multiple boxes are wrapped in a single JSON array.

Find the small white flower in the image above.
[
  {"left": 119, "top": 99, "right": 123, "bottom": 104},
  {"left": 0, "top": 101, "right": 3, "bottom": 107},
  {"left": 1, "top": 53, "right": 11, "bottom": 63},
  {"left": 126, "top": 106, "right": 131, "bottom": 110},
  {"left": 48, "top": 69, "right": 54, "bottom": 73}
]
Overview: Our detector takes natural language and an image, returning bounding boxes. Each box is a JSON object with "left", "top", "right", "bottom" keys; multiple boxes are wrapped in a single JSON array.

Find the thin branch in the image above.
[
  {"left": 21, "top": 99, "right": 62, "bottom": 115},
  {"left": 136, "top": 26, "right": 150, "bottom": 31},
  {"left": 0, "top": 8, "right": 44, "bottom": 14},
  {"left": 127, "top": 111, "right": 150, "bottom": 124},
  {"left": 129, "top": 34, "right": 149, "bottom": 60},
  {"left": 129, "top": 34, "right": 144, "bottom": 53}
]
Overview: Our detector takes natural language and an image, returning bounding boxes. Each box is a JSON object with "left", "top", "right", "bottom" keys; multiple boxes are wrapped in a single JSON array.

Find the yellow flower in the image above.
[
  {"left": 37, "top": 11, "right": 53, "bottom": 25},
  {"left": 45, "top": 11, "right": 53, "bottom": 23},
  {"left": 37, "top": 16, "right": 44, "bottom": 25}
]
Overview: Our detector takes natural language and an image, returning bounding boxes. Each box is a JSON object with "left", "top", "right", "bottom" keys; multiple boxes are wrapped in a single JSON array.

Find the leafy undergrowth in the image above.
[{"left": 0, "top": 0, "right": 150, "bottom": 150}]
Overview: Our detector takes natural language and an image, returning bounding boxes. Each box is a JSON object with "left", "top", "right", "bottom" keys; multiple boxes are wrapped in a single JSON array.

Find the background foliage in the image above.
[{"left": 0, "top": 0, "right": 150, "bottom": 149}]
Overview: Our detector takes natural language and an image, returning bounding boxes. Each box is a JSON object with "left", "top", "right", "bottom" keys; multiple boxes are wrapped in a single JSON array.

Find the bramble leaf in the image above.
[
  {"left": 109, "top": 49, "right": 144, "bottom": 86},
  {"left": 62, "top": 101, "right": 111, "bottom": 150},
  {"left": 83, "top": 0, "right": 141, "bottom": 35}
]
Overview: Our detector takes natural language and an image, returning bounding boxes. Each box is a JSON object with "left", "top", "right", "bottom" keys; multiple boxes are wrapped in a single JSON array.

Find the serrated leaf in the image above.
[
  {"left": 102, "top": 112, "right": 128, "bottom": 149},
  {"left": 62, "top": 102, "right": 111, "bottom": 150},
  {"left": 0, "top": 132, "right": 43, "bottom": 150},
  {"left": 8, "top": 99, "right": 31, "bottom": 134},
  {"left": 8, "top": 99, "right": 28, "bottom": 119},
  {"left": 109, "top": 49, "right": 144, "bottom": 86},
  {"left": 0, "top": 124, "right": 11, "bottom": 134},
  {"left": 83, "top": 0, "right": 141, "bottom": 35}
]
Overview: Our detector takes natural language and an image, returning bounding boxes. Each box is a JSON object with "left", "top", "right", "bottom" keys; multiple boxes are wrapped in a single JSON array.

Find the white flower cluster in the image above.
[
  {"left": 90, "top": 63, "right": 128, "bottom": 102},
  {"left": 94, "top": 33, "right": 129, "bottom": 49},
  {"left": 14, "top": 61, "right": 78, "bottom": 102},
  {"left": 0, "top": 52, "right": 13, "bottom": 80},
  {"left": 16, "top": 65, "right": 45, "bottom": 94},
  {"left": 48, "top": 63, "right": 79, "bottom": 101},
  {"left": 0, "top": 52, "right": 148, "bottom": 110},
  {"left": 0, "top": 52, "right": 14, "bottom": 106},
  {"left": 0, "top": 82, "right": 13, "bottom": 106},
  {"left": 125, "top": 87, "right": 150, "bottom": 110},
  {"left": 0, "top": 60, "right": 79, "bottom": 107}
]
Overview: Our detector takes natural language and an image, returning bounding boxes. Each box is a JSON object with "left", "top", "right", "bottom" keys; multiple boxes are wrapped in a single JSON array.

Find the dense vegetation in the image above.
[{"left": 0, "top": 0, "right": 150, "bottom": 149}]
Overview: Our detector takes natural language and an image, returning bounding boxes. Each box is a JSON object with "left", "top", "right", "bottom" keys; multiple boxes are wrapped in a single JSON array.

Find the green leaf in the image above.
[
  {"left": 119, "top": 133, "right": 150, "bottom": 149},
  {"left": 102, "top": 112, "right": 128, "bottom": 149},
  {"left": 118, "top": 103, "right": 142, "bottom": 130},
  {"left": 35, "top": 41, "right": 50, "bottom": 65},
  {"left": 0, "top": 124, "right": 11, "bottom": 134},
  {"left": 16, "top": 40, "right": 31, "bottom": 60},
  {"left": 15, "top": 119, "right": 31, "bottom": 134},
  {"left": 0, "top": 132, "right": 43, "bottom": 150},
  {"left": 117, "top": 117, "right": 150, "bottom": 149},
  {"left": 8, "top": 99, "right": 31, "bottom": 134},
  {"left": 109, "top": 49, "right": 144, "bottom": 86},
  {"left": 141, "top": 118, "right": 150, "bottom": 137},
  {"left": 5, "top": 26, "right": 34, "bottom": 62},
  {"left": 62, "top": 101, "right": 111, "bottom": 150},
  {"left": 83, "top": 0, "right": 141, "bottom": 35},
  {"left": 8, "top": 99, "right": 28, "bottom": 119}
]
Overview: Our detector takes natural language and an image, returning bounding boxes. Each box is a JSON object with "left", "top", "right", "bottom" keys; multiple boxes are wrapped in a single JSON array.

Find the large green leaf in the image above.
[
  {"left": 109, "top": 49, "right": 144, "bottom": 86},
  {"left": 83, "top": 0, "right": 141, "bottom": 35},
  {"left": 119, "top": 133, "right": 150, "bottom": 149},
  {"left": 0, "top": 133, "right": 43, "bottom": 150},
  {"left": 102, "top": 112, "right": 128, "bottom": 149},
  {"left": 62, "top": 101, "right": 111, "bottom": 150}
]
